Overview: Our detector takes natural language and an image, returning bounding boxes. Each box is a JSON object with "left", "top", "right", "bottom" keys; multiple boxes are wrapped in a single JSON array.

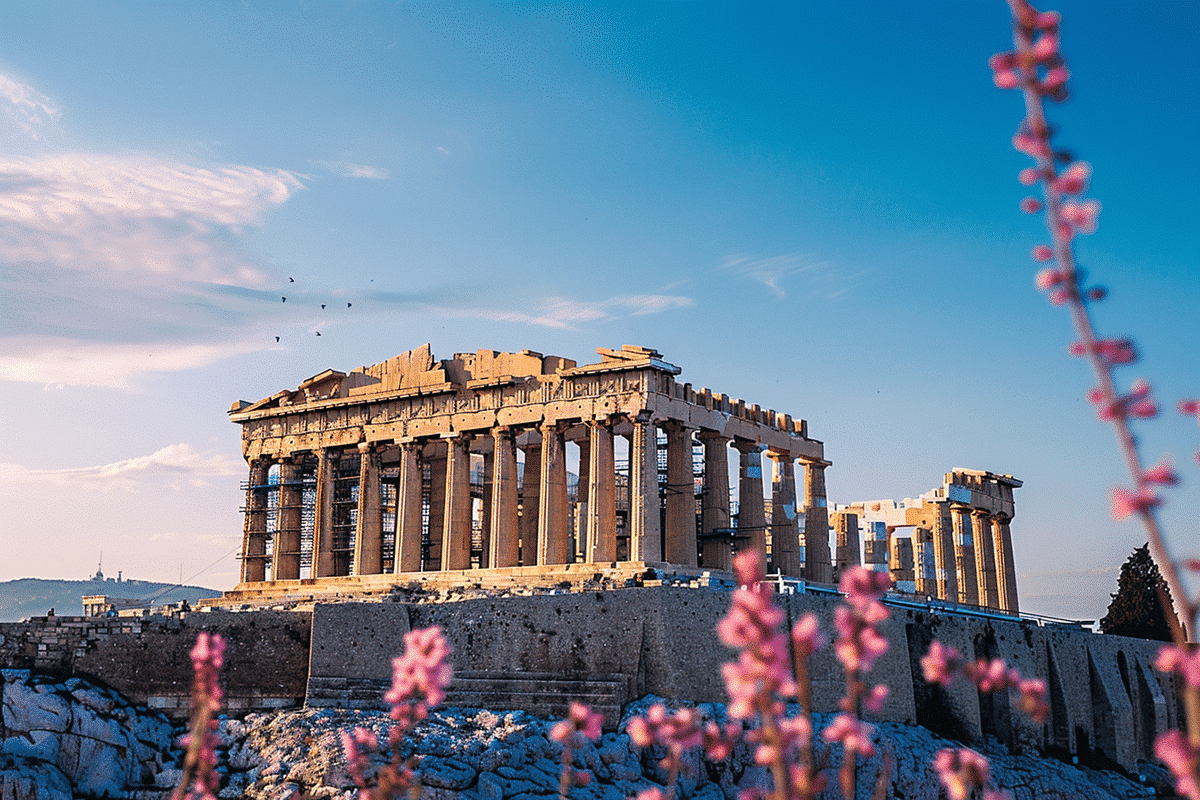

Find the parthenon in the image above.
[{"left": 230, "top": 344, "right": 833, "bottom": 589}]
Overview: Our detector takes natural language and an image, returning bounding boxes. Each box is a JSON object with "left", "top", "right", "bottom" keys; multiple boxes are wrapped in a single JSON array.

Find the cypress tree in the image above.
[{"left": 1099, "top": 543, "right": 1179, "bottom": 641}]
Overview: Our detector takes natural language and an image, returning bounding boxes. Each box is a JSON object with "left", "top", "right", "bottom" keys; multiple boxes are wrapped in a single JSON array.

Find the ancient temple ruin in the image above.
[
  {"left": 833, "top": 470, "right": 1022, "bottom": 613},
  {"left": 230, "top": 344, "right": 832, "bottom": 590}
]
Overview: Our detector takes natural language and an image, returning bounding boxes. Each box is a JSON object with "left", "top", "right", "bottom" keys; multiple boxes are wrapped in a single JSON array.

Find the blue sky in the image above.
[{"left": 0, "top": 1, "right": 1195, "bottom": 621}]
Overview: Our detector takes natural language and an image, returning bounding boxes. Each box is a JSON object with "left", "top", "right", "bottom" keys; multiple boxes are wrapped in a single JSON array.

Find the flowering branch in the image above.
[
  {"left": 549, "top": 701, "right": 603, "bottom": 800},
  {"left": 342, "top": 626, "right": 453, "bottom": 800},
  {"left": 172, "top": 633, "right": 225, "bottom": 800},
  {"left": 991, "top": 5, "right": 1198, "bottom": 795}
]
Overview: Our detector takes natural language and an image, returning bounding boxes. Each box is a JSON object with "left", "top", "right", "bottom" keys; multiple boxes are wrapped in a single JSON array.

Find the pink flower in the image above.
[
  {"left": 553, "top": 701, "right": 603, "bottom": 745},
  {"left": 1086, "top": 286, "right": 1107, "bottom": 301},
  {"left": 1156, "top": 645, "right": 1200, "bottom": 689},
  {"left": 1179, "top": 400, "right": 1200, "bottom": 417},
  {"left": 933, "top": 748, "right": 992, "bottom": 800},
  {"left": 822, "top": 713, "right": 875, "bottom": 758},
  {"left": 1111, "top": 486, "right": 1161, "bottom": 519},
  {"left": 1032, "top": 248, "right": 1056, "bottom": 266},
  {"left": 1018, "top": 167, "right": 1040, "bottom": 186},
  {"left": 1019, "top": 197, "right": 1042, "bottom": 213},
  {"left": 988, "top": 52, "right": 1017, "bottom": 72},
  {"left": 1141, "top": 461, "right": 1179, "bottom": 487},
  {"left": 385, "top": 627, "right": 453, "bottom": 727},
  {"left": 1061, "top": 199, "right": 1100, "bottom": 233},
  {"left": 1067, "top": 342, "right": 1086, "bottom": 357},
  {"left": 864, "top": 684, "right": 889, "bottom": 713},
  {"left": 791, "top": 612, "right": 825, "bottom": 657},
  {"left": 1032, "top": 32, "right": 1058, "bottom": 60},
  {"left": 1013, "top": 130, "right": 1050, "bottom": 158},
  {"left": 732, "top": 549, "right": 764, "bottom": 586},
  {"left": 1017, "top": 679, "right": 1049, "bottom": 723},
  {"left": 1040, "top": 66, "right": 1069, "bottom": 93},
  {"left": 1154, "top": 730, "right": 1200, "bottom": 800},
  {"left": 993, "top": 70, "right": 1020, "bottom": 90},
  {"left": 1052, "top": 161, "right": 1091, "bottom": 195},
  {"left": 921, "top": 641, "right": 961, "bottom": 686},
  {"left": 1095, "top": 338, "right": 1137, "bottom": 365}
]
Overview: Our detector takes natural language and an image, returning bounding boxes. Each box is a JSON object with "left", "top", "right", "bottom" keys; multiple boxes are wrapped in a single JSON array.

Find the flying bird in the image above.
[
  {"left": 321, "top": 304, "right": 326, "bottom": 309},
  {"left": 289, "top": 277, "right": 295, "bottom": 283},
  {"left": 281, "top": 296, "right": 286, "bottom": 303},
  {"left": 316, "top": 331, "right": 322, "bottom": 336},
  {"left": 275, "top": 336, "right": 280, "bottom": 342},
  {"left": 347, "top": 302, "right": 352, "bottom": 308}
]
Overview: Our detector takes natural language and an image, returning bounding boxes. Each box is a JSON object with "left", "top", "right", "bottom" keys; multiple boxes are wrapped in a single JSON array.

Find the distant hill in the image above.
[{"left": 0, "top": 577, "right": 222, "bottom": 623}]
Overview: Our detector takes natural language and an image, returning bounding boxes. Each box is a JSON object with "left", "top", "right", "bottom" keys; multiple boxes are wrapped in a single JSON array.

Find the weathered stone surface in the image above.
[
  {"left": 1, "top": 670, "right": 173, "bottom": 798},
  {"left": 0, "top": 754, "right": 72, "bottom": 800}
]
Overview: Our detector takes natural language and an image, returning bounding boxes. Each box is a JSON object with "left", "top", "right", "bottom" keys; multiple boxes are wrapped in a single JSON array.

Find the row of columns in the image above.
[
  {"left": 241, "top": 416, "right": 831, "bottom": 583},
  {"left": 910, "top": 506, "right": 1018, "bottom": 612}
]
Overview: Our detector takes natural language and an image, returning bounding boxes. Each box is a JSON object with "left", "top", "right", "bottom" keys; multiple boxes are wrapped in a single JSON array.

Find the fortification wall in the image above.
[
  {"left": 0, "top": 589, "right": 1180, "bottom": 773},
  {"left": 0, "top": 610, "right": 310, "bottom": 717}
]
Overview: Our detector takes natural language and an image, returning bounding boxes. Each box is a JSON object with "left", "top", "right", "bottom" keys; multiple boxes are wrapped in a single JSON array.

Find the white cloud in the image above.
[
  {"left": 0, "top": 336, "right": 269, "bottom": 389},
  {"left": 0, "top": 73, "right": 60, "bottom": 139},
  {"left": 314, "top": 159, "right": 389, "bottom": 179},
  {"left": 432, "top": 292, "right": 694, "bottom": 329},
  {"left": 720, "top": 253, "right": 852, "bottom": 299},
  {"left": 0, "top": 442, "right": 243, "bottom": 490}
]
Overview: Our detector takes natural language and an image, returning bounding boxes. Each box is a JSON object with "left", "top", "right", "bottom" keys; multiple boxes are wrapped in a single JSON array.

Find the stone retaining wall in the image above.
[{"left": 0, "top": 610, "right": 310, "bottom": 719}]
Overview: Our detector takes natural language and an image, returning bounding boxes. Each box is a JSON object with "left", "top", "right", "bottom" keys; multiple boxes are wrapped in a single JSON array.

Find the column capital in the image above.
[
  {"left": 696, "top": 429, "right": 730, "bottom": 443},
  {"left": 990, "top": 512, "right": 1012, "bottom": 524},
  {"left": 731, "top": 438, "right": 764, "bottom": 454}
]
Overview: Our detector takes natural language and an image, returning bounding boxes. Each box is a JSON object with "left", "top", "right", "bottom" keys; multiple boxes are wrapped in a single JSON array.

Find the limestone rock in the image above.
[{"left": 0, "top": 754, "right": 72, "bottom": 800}]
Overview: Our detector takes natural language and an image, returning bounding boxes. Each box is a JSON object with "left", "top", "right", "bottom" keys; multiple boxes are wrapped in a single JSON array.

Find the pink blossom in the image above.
[
  {"left": 1061, "top": 199, "right": 1100, "bottom": 233},
  {"left": 732, "top": 549, "right": 764, "bottom": 586},
  {"left": 921, "top": 641, "right": 961, "bottom": 686},
  {"left": 993, "top": 70, "right": 1020, "bottom": 90},
  {"left": 1040, "top": 67, "right": 1069, "bottom": 93},
  {"left": 637, "top": 789, "right": 666, "bottom": 800},
  {"left": 790, "top": 612, "right": 825, "bottom": 657},
  {"left": 1019, "top": 197, "right": 1042, "bottom": 213},
  {"left": 1067, "top": 342, "right": 1086, "bottom": 357},
  {"left": 1086, "top": 286, "right": 1107, "bottom": 301},
  {"left": 1018, "top": 167, "right": 1040, "bottom": 185},
  {"left": 1032, "top": 33, "right": 1058, "bottom": 60},
  {"left": 1141, "top": 461, "right": 1179, "bottom": 487},
  {"left": 1035, "top": 11, "right": 1062, "bottom": 30},
  {"left": 1017, "top": 679, "right": 1049, "bottom": 723},
  {"left": 1032, "top": 247, "right": 1056, "bottom": 266},
  {"left": 385, "top": 627, "right": 453, "bottom": 728},
  {"left": 1093, "top": 338, "right": 1137, "bottom": 365},
  {"left": 1156, "top": 645, "right": 1200, "bottom": 689},
  {"left": 703, "top": 721, "right": 741, "bottom": 761},
  {"left": 864, "top": 684, "right": 889, "bottom": 713},
  {"left": 552, "top": 701, "right": 603, "bottom": 745},
  {"left": 822, "top": 713, "right": 875, "bottom": 758},
  {"left": 1111, "top": 486, "right": 1162, "bottom": 519},
  {"left": 1012, "top": 130, "right": 1050, "bottom": 158},
  {"left": 988, "top": 52, "right": 1017, "bottom": 72},
  {"left": 1154, "top": 730, "right": 1200, "bottom": 800},
  {"left": 1179, "top": 400, "right": 1200, "bottom": 417},
  {"left": 932, "top": 748, "right": 992, "bottom": 800},
  {"left": 1184, "top": 558, "right": 1200, "bottom": 572},
  {"left": 1052, "top": 161, "right": 1091, "bottom": 195}
]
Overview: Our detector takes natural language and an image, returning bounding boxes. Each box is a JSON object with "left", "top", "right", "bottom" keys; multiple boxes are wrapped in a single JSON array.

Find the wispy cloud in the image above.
[
  {"left": 0, "top": 77, "right": 307, "bottom": 388},
  {"left": 0, "top": 443, "right": 243, "bottom": 490},
  {"left": 430, "top": 293, "right": 694, "bottom": 329},
  {"left": 719, "top": 253, "right": 856, "bottom": 300},
  {"left": 0, "top": 73, "right": 59, "bottom": 140},
  {"left": 314, "top": 159, "right": 389, "bottom": 179}
]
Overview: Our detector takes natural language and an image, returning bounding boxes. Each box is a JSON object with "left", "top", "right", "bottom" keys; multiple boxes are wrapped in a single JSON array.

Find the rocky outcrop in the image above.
[
  {"left": 206, "top": 697, "right": 1159, "bottom": 800},
  {"left": 0, "top": 669, "right": 174, "bottom": 798}
]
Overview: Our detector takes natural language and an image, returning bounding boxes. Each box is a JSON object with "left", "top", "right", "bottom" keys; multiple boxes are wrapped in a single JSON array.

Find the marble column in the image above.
[
  {"left": 519, "top": 438, "right": 541, "bottom": 565},
  {"left": 733, "top": 440, "right": 767, "bottom": 574},
  {"left": 394, "top": 440, "right": 424, "bottom": 574},
  {"left": 441, "top": 434, "right": 473, "bottom": 571},
  {"left": 313, "top": 449, "right": 336, "bottom": 578},
  {"left": 951, "top": 504, "right": 978, "bottom": 604},
  {"left": 972, "top": 509, "right": 998, "bottom": 608},
  {"left": 537, "top": 422, "right": 570, "bottom": 565},
  {"left": 628, "top": 414, "right": 662, "bottom": 563},
  {"left": 912, "top": 527, "right": 934, "bottom": 596},
  {"left": 768, "top": 451, "right": 803, "bottom": 577},
  {"left": 992, "top": 514, "right": 1020, "bottom": 613},
  {"left": 586, "top": 417, "right": 617, "bottom": 563},
  {"left": 354, "top": 443, "right": 382, "bottom": 575},
  {"left": 426, "top": 442, "right": 447, "bottom": 570},
  {"left": 932, "top": 505, "right": 958, "bottom": 602},
  {"left": 662, "top": 420, "right": 696, "bottom": 567},
  {"left": 489, "top": 427, "right": 520, "bottom": 568},
  {"left": 241, "top": 458, "right": 271, "bottom": 582},
  {"left": 698, "top": 431, "right": 732, "bottom": 571},
  {"left": 275, "top": 458, "right": 303, "bottom": 580},
  {"left": 801, "top": 458, "right": 833, "bottom": 584}
]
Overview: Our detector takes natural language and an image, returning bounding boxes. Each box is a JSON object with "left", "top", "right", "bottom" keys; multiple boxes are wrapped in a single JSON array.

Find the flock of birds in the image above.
[{"left": 276, "top": 275, "right": 365, "bottom": 341}]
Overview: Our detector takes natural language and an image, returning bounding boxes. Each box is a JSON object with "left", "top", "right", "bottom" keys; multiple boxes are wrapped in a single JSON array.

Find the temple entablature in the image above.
[{"left": 229, "top": 344, "right": 830, "bottom": 594}]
